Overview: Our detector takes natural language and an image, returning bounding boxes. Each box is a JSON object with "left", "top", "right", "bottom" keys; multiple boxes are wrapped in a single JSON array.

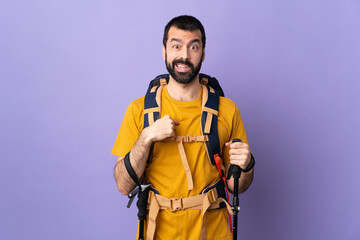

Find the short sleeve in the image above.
[{"left": 111, "top": 97, "right": 145, "bottom": 157}]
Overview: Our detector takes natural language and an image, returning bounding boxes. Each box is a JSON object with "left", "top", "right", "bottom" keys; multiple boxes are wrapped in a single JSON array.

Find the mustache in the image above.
[{"left": 172, "top": 59, "right": 194, "bottom": 69}]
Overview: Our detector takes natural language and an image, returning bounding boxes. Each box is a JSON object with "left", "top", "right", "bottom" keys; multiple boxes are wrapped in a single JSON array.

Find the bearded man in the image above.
[{"left": 112, "top": 15, "right": 254, "bottom": 240}]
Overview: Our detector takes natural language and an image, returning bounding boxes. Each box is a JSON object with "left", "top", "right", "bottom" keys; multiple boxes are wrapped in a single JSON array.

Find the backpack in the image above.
[{"left": 125, "top": 73, "right": 233, "bottom": 240}]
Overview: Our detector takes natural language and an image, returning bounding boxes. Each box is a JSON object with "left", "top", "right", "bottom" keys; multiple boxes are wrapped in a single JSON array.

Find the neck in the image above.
[{"left": 167, "top": 75, "right": 201, "bottom": 101}]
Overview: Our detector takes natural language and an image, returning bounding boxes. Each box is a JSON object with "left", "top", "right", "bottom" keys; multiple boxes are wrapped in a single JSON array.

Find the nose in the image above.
[{"left": 179, "top": 47, "right": 189, "bottom": 60}]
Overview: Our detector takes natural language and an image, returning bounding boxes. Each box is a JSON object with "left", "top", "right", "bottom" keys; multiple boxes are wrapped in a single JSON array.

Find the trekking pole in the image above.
[
  {"left": 128, "top": 183, "right": 151, "bottom": 240},
  {"left": 137, "top": 183, "right": 150, "bottom": 240},
  {"left": 226, "top": 139, "right": 243, "bottom": 240}
]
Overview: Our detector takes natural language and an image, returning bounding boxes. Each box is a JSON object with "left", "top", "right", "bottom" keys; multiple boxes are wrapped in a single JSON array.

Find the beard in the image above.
[{"left": 165, "top": 53, "right": 202, "bottom": 84}]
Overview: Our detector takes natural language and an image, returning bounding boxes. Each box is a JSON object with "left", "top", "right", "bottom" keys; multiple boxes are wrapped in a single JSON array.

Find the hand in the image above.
[
  {"left": 225, "top": 141, "right": 251, "bottom": 170},
  {"left": 144, "top": 115, "right": 180, "bottom": 142}
]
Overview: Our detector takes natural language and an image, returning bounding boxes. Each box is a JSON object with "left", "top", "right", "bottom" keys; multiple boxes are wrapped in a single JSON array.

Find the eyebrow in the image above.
[
  {"left": 170, "top": 38, "right": 181, "bottom": 43},
  {"left": 170, "top": 38, "right": 201, "bottom": 44},
  {"left": 189, "top": 39, "right": 200, "bottom": 44}
]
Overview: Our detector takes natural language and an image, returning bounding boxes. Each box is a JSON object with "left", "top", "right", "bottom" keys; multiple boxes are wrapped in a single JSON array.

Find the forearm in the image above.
[
  {"left": 114, "top": 128, "right": 153, "bottom": 195},
  {"left": 226, "top": 169, "right": 254, "bottom": 194},
  {"left": 225, "top": 161, "right": 254, "bottom": 193}
]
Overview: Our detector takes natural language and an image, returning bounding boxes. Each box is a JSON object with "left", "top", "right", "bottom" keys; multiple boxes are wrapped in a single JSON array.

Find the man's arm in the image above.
[
  {"left": 224, "top": 141, "right": 254, "bottom": 194},
  {"left": 114, "top": 115, "right": 179, "bottom": 195}
]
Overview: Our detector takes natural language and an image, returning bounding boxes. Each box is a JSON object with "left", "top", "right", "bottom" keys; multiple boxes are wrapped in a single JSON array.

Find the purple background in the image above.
[{"left": 1, "top": 0, "right": 359, "bottom": 239}]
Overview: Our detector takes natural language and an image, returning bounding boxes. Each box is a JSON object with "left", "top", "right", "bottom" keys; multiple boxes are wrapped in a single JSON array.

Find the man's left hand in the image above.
[{"left": 225, "top": 141, "right": 252, "bottom": 170}]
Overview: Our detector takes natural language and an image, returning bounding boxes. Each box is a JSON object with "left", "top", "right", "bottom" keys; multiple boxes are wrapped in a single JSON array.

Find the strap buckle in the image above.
[
  {"left": 207, "top": 188, "right": 218, "bottom": 204},
  {"left": 201, "top": 77, "right": 209, "bottom": 85},
  {"left": 170, "top": 198, "right": 184, "bottom": 212},
  {"left": 160, "top": 78, "right": 167, "bottom": 85},
  {"left": 182, "top": 136, "right": 195, "bottom": 142}
]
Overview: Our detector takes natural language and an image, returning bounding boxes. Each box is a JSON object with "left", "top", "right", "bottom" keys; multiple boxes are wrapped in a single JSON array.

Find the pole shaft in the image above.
[{"left": 233, "top": 175, "right": 239, "bottom": 240}]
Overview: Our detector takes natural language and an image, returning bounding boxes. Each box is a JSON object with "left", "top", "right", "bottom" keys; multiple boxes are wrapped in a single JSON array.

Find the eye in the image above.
[
  {"left": 172, "top": 45, "right": 180, "bottom": 49},
  {"left": 190, "top": 45, "right": 199, "bottom": 50}
]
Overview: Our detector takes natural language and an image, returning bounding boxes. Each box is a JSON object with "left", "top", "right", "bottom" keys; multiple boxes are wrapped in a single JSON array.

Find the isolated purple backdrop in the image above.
[{"left": 1, "top": 0, "right": 359, "bottom": 239}]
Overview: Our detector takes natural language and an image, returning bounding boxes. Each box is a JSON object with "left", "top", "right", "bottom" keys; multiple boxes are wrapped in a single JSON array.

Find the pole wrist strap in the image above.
[
  {"left": 242, "top": 153, "right": 255, "bottom": 173},
  {"left": 124, "top": 152, "right": 140, "bottom": 186}
]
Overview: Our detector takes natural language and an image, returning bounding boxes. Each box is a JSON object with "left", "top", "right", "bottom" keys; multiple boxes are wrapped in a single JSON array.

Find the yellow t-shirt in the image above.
[{"left": 112, "top": 86, "right": 248, "bottom": 240}]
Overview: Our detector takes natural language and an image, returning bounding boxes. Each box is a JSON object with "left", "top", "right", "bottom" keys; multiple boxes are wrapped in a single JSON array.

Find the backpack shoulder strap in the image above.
[
  {"left": 200, "top": 74, "right": 233, "bottom": 230},
  {"left": 200, "top": 74, "right": 223, "bottom": 166},
  {"left": 144, "top": 75, "right": 168, "bottom": 128},
  {"left": 144, "top": 74, "right": 169, "bottom": 164}
]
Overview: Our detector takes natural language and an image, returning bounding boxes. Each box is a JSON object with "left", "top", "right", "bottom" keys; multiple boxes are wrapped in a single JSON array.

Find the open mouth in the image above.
[{"left": 175, "top": 63, "right": 190, "bottom": 72}]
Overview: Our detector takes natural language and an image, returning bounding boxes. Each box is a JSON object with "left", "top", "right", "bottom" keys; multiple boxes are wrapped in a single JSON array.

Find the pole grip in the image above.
[{"left": 226, "top": 139, "right": 243, "bottom": 180}]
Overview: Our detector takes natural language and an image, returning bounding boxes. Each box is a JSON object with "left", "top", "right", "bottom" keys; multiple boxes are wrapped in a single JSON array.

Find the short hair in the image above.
[{"left": 163, "top": 15, "right": 206, "bottom": 48}]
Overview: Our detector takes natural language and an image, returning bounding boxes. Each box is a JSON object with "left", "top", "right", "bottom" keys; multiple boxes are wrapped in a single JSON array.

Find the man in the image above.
[{"left": 112, "top": 15, "right": 254, "bottom": 240}]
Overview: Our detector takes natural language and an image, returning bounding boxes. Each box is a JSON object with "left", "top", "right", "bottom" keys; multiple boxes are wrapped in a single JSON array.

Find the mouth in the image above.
[{"left": 175, "top": 63, "right": 190, "bottom": 72}]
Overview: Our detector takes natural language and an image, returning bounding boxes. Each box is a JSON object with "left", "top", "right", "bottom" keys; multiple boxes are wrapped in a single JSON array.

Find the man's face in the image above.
[{"left": 163, "top": 27, "right": 205, "bottom": 84}]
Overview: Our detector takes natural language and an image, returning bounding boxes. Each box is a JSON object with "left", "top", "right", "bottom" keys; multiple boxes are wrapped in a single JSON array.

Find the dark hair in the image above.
[{"left": 163, "top": 15, "right": 206, "bottom": 48}]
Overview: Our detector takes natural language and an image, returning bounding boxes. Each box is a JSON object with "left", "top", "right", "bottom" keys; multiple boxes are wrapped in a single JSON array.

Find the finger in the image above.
[
  {"left": 231, "top": 154, "right": 251, "bottom": 167},
  {"left": 230, "top": 160, "right": 248, "bottom": 169},
  {"left": 230, "top": 142, "right": 249, "bottom": 150},
  {"left": 230, "top": 142, "right": 243, "bottom": 148},
  {"left": 229, "top": 148, "right": 250, "bottom": 156},
  {"left": 226, "top": 142, "right": 248, "bottom": 149},
  {"left": 173, "top": 119, "right": 180, "bottom": 125},
  {"left": 229, "top": 154, "right": 248, "bottom": 161}
]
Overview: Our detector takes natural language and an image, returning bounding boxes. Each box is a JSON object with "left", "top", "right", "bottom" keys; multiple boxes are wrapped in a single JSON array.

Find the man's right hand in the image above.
[
  {"left": 115, "top": 115, "right": 179, "bottom": 195},
  {"left": 143, "top": 115, "right": 180, "bottom": 143}
]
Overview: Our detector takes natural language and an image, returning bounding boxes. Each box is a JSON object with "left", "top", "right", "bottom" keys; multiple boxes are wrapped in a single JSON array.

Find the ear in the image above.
[
  {"left": 201, "top": 47, "right": 205, "bottom": 62},
  {"left": 162, "top": 45, "right": 166, "bottom": 61}
]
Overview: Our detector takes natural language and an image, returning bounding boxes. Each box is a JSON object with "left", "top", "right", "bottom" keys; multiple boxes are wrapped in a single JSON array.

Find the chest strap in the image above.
[
  {"left": 172, "top": 135, "right": 209, "bottom": 191},
  {"left": 146, "top": 184, "right": 233, "bottom": 240}
]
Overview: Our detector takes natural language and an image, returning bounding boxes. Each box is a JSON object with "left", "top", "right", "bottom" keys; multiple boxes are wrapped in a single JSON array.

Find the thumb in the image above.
[{"left": 173, "top": 119, "right": 180, "bottom": 125}]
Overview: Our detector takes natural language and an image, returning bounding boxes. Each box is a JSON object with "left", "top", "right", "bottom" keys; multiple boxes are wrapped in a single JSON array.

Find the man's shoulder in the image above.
[
  {"left": 124, "top": 96, "right": 146, "bottom": 119},
  {"left": 218, "top": 96, "right": 242, "bottom": 121},
  {"left": 219, "top": 96, "right": 237, "bottom": 110},
  {"left": 128, "top": 96, "right": 145, "bottom": 109}
]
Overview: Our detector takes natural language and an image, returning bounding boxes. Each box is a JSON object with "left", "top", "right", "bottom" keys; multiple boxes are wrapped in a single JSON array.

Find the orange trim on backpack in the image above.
[{"left": 214, "top": 153, "right": 233, "bottom": 234}]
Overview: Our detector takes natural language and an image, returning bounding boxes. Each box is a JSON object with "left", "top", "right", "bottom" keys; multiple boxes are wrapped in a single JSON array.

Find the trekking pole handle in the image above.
[{"left": 226, "top": 139, "right": 243, "bottom": 181}]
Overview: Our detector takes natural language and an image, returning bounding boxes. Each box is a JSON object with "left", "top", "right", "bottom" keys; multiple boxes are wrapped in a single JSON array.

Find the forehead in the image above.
[{"left": 167, "top": 26, "right": 202, "bottom": 45}]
